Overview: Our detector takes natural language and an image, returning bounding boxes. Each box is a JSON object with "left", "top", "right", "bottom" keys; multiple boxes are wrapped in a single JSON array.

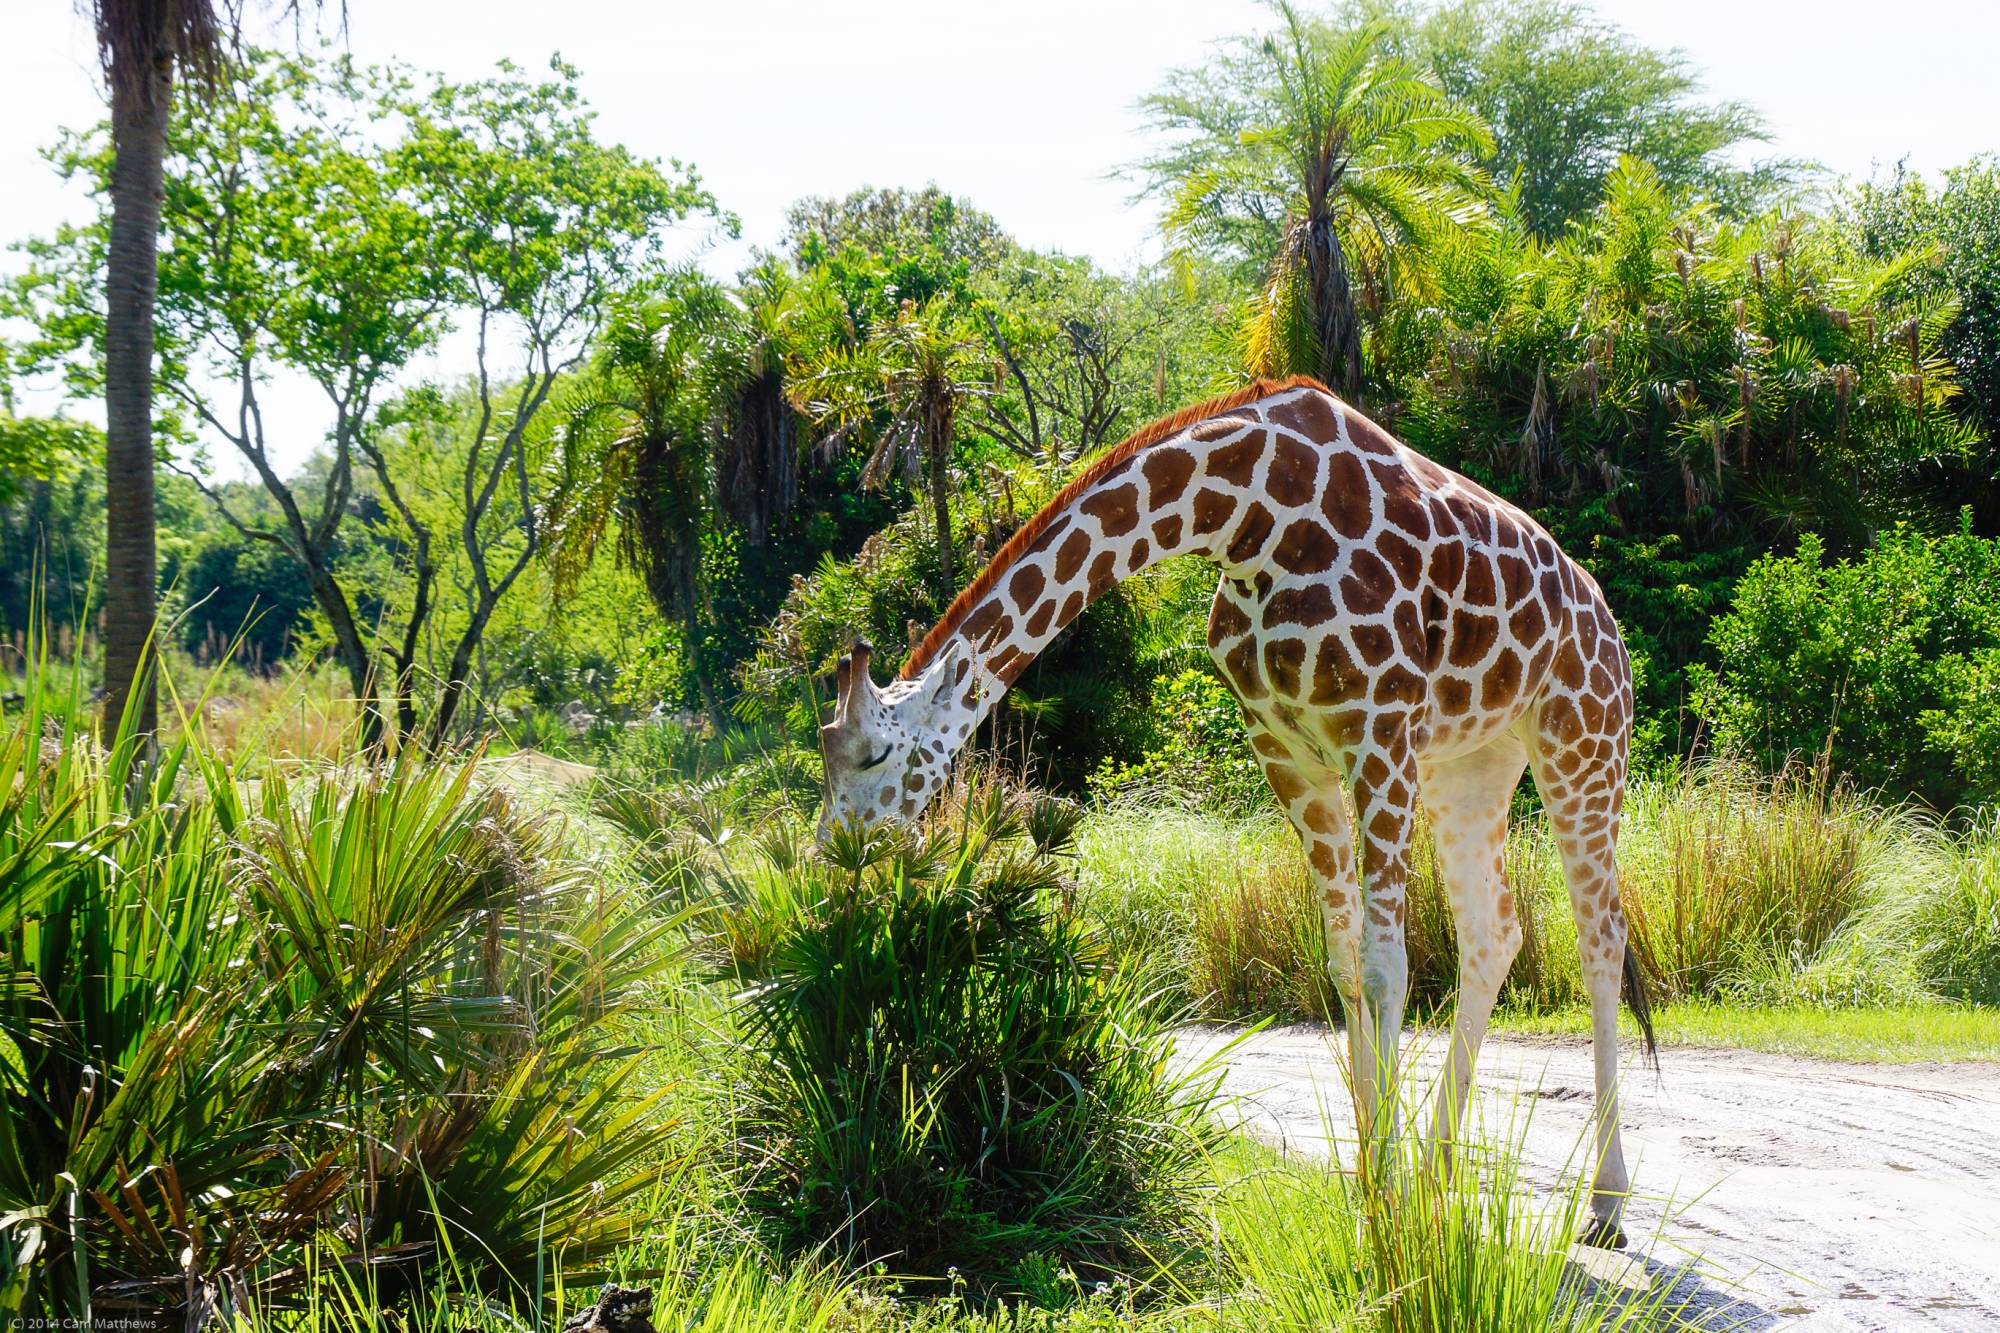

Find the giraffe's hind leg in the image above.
[
  {"left": 1418, "top": 732, "right": 1529, "bottom": 1171},
  {"left": 1527, "top": 686, "right": 1637, "bottom": 1249}
]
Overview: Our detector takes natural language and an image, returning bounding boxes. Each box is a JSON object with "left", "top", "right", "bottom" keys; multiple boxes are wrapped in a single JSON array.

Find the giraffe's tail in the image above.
[{"left": 1622, "top": 944, "right": 1659, "bottom": 1071}]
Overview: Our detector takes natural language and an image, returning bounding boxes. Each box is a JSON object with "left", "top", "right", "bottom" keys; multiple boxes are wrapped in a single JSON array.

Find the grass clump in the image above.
[
  {"left": 1919, "top": 814, "right": 2000, "bottom": 1003},
  {"left": 705, "top": 787, "right": 1224, "bottom": 1290},
  {"left": 1191, "top": 1103, "right": 1687, "bottom": 1333}
]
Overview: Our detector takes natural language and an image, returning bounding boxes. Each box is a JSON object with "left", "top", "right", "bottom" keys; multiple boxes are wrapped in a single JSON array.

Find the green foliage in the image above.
[
  {"left": 1843, "top": 156, "right": 2000, "bottom": 440},
  {"left": 172, "top": 529, "right": 315, "bottom": 663},
  {"left": 1090, "top": 668, "right": 1267, "bottom": 813},
  {"left": 709, "top": 794, "right": 1221, "bottom": 1285},
  {"left": 8, "top": 47, "right": 722, "bottom": 744},
  {"left": 0, "top": 645, "right": 682, "bottom": 1321},
  {"left": 1360, "top": 0, "right": 1796, "bottom": 237},
  {"left": 1139, "top": 4, "right": 1493, "bottom": 391},
  {"left": 0, "top": 411, "right": 96, "bottom": 505},
  {"left": 1402, "top": 160, "right": 1974, "bottom": 543},
  {"left": 1921, "top": 816, "right": 2000, "bottom": 1004},
  {"left": 1078, "top": 762, "right": 1966, "bottom": 1025},
  {"left": 1694, "top": 524, "right": 2000, "bottom": 809},
  {"left": 1196, "top": 1132, "right": 1679, "bottom": 1332}
]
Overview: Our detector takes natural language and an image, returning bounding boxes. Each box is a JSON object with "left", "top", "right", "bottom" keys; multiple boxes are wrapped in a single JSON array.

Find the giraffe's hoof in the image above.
[{"left": 1575, "top": 1217, "right": 1627, "bottom": 1250}]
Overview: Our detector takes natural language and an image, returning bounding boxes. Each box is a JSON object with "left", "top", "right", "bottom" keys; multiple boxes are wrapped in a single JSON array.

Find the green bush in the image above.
[
  {"left": 1076, "top": 762, "right": 1966, "bottom": 1022},
  {"left": 707, "top": 791, "right": 1220, "bottom": 1286},
  {"left": 1693, "top": 522, "right": 2000, "bottom": 809},
  {"left": 1923, "top": 816, "right": 2000, "bottom": 1003},
  {"left": 1089, "top": 667, "right": 1267, "bottom": 814}
]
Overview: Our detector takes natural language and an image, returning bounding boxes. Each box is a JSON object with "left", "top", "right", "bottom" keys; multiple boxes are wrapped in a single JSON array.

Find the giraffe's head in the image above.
[{"left": 817, "top": 638, "right": 969, "bottom": 839}]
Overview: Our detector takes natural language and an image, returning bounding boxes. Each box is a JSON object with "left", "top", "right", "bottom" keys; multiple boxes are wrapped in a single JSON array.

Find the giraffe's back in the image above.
[{"left": 1202, "top": 386, "right": 1630, "bottom": 767}]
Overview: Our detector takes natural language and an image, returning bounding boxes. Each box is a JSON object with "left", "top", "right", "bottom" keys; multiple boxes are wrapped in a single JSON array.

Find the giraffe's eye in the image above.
[{"left": 856, "top": 745, "right": 893, "bottom": 771}]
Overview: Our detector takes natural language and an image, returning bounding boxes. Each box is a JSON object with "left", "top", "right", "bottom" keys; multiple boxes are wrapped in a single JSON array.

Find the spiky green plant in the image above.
[
  {"left": 0, "top": 631, "right": 686, "bottom": 1322},
  {"left": 705, "top": 795, "right": 1222, "bottom": 1287}
]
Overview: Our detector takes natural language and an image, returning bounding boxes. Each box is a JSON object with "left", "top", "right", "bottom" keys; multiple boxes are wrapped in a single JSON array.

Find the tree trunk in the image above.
[
  {"left": 428, "top": 623, "right": 482, "bottom": 751},
  {"left": 926, "top": 394, "right": 955, "bottom": 605},
  {"left": 297, "top": 553, "right": 383, "bottom": 748},
  {"left": 102, "top": 54, "right": 170, "bottom": 740},
  {"left": 1305, "top": 213, "right": 1364, "bottom": 401},
  {"left": 390, "top": 560, "right": 433, "bottom": 744}
]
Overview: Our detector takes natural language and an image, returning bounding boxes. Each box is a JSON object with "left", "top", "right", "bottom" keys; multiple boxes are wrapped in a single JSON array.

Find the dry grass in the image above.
[{"left": 1079, "top": 762, "right": 1970, "bottom": 1022}]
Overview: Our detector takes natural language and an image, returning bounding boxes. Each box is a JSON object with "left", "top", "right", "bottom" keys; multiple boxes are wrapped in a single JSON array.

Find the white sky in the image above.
[{"left": 4, "top": 0, "right": 1998, "bottom": 475}]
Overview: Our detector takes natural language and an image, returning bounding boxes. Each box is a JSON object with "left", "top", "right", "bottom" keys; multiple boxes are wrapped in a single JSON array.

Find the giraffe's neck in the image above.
[{"left": 906, "top": 382, "right": 1338, "bottom": 751}]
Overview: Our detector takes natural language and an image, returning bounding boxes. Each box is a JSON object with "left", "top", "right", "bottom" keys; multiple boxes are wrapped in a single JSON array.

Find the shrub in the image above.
[
  {"left": 1075, "top": 762, "right": 1964, "bottom": 1023},
  {"left": 1089, "top": 667, "right": 1269, "bottom": 815},
  {"left": 1693, "top": 523, "right": 2000, "bottom": 809},
  {"left": 1617, "top": 763, "right": 1929, "bottom": 1005},
  {"left": 707, "top": 792, "right": 1220, "bottom": 1286},
  {"left": 1198, "top": 1120, "right": 1682, "bottom": 1332}
]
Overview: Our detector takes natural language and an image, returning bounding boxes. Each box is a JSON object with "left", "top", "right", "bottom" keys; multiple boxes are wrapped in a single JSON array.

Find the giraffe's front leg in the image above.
[
  {"left": 1243, "top": 732, "right": 1377, "bottom": 1136},
  {"left": 1343, "top": 729, "right": 1421, "bottom": 1170}
]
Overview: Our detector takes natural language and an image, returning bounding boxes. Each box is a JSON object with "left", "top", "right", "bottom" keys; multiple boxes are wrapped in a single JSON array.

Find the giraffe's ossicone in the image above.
[{"left": 818, "top": 376, "right": 1655, "bottom": 1249}]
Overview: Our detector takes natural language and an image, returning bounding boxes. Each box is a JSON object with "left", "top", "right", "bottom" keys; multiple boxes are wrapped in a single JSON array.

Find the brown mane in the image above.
[{"left": 900, "top": 374, "right": 1329, "bottom": 679}]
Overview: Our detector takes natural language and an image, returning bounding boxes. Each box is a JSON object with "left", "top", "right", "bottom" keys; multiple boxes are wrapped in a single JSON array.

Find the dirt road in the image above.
[{"left": 1173, "top": 1026, "right": 2000, "bottom": 1330}]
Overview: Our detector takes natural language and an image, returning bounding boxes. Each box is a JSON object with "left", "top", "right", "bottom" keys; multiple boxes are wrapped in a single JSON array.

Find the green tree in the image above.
[
  {"left": 394, "top": 57, "right": 722, "bottom": 745},
  {"left": 0, "top": 410, "right": 102, "bottom": 635},
  {"left": 793, "top": 294, "right": 990, "bottom": 603},
  {"left": 1842, "top": 157, "right": 2000, "bottom": 526},
  {"left": 714, "top": 257, "right": 809, "bottom": 548},
  {"left": 1694, "top": 524, "right": 2000, "bottom": 809},
  {"left": 85, "top": 0, "right": 228, "bottom": 737},
  {"left": 1139, "top": 4, "right": 1492, "bottom": 395},
  {"left": 1358, "top": 0, "right": 1799, "bottom": 238},
  {"left": 80, "top": 1, "right": 338, "bottom": 738},
  {"left": 975, "top": 252, "right": 1235, "bottom": 474},
  {"left": 14, "top": 53, "right": 446, "bottom": 744},
  {"left": 12, "top": 51, "right": 718, "bottom": 745},
  {"left": 545, "top": 272, "right": 738, "bottom": 725}
]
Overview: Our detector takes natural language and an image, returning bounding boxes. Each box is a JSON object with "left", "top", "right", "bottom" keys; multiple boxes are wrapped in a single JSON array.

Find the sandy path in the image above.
[{"left": 1173, "top": 1025, "right": 2000, "bottom": 1331}]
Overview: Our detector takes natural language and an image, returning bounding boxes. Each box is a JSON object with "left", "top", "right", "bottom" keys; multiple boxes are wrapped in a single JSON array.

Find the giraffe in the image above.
[{"left": 817, "top": 375, "right": 1655, "bottom": 1247}]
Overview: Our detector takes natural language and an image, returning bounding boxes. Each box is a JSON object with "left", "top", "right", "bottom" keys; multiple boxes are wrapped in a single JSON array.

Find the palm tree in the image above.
[
  {"left": 715, "top": 257, "right": 805, "bottom": 548},
  {"left": 90, "top": 2, "right": 230, "bottom": 737},
  {"left": 88, "top": 1, "right": 329, "bottom": 737},
  {"left": 544, "top": 272, "right": 736, "bottom": 726},
  {"left": 1149, "top": 4, "right": 1492, "bottom": 397},
  {"left": 794, "top": 295, "right": 988, "bottom": 604}
]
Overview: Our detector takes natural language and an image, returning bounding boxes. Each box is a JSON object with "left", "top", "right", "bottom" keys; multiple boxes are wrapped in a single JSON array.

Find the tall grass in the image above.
[
  {"left": 1920, "top": 814, "right": 2000, "bottom": 1003},
  {"left": 1202, "top": 1128, "right": 1683, "bottom": 1333},
  {"left": 1078, "top": 763, "right": 1980, "bottom": 1022}
]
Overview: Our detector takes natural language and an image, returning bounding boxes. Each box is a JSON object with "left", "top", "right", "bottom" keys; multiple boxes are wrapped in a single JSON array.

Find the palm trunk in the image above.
[
  {"left": 102, "top": 55, "right": 170, "bottom": 740},
  {"left": 926, "top": 393, "right": 955, "bottom": 604},
  {"left": 1305, "top": 213, "right": 1363, "bottom": 401}
]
